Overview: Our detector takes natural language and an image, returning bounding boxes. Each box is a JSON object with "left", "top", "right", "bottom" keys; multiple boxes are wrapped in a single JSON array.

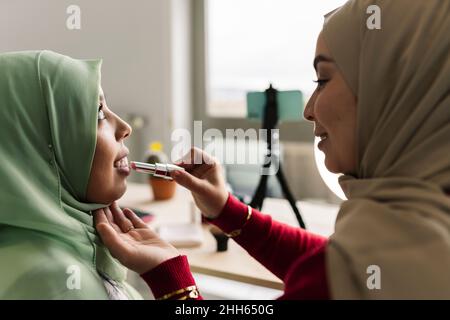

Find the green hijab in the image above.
[
  {"left": 0, "top": 51, "right": 141, "bottom": 299},
  {"left": 322, "top": 0, "right": 450, "bottom": 298}
]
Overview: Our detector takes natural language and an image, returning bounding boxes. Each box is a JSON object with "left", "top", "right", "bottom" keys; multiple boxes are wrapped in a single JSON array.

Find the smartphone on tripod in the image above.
[{"left": 247, "top": 90, "right": 304, "bottom": 121}]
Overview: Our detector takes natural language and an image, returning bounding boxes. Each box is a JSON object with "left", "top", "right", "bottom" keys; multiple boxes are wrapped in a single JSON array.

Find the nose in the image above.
[
  {"left": 115, "top": 114, "right": 132, "bottom": 141},
  {"left": 303, "top": 91, "right": 317, "bottom": 122}
]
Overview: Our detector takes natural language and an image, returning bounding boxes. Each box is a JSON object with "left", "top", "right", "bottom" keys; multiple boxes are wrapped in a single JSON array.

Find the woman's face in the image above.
[
  {"left": 86, "top": 87, "right": 132, "bottom": 204},
  {"left": 303, "top": 32, "right": 358, "bottom": 175}
]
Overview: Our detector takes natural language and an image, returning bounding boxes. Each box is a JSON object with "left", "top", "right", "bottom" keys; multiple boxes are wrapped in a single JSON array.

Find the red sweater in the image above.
[{"left": 141, "top": 193, "right": 329, "bottom": 300}]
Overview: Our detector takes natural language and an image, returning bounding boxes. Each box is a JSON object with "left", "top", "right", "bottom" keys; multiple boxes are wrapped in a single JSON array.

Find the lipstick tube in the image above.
[{"left": 130, "top": 161, "right": 184, "bottom": 180}]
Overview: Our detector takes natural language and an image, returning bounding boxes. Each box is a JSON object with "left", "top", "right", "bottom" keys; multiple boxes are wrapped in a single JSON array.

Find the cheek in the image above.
[
  {"left": 314, "top": 91, "right": 339, "bottom": 130},
  {"left": 315, "top": 80, "right": 356, "bottom": 132},
  {"left": 87, "top": 137, "right": 120, "bottom": 203},
  {"left": 93, "top": 134, "right": 119, "bottom": 189},
  {"left": 89, "top": 138, "right": 113, "bottom": 192},
  {"left": 95, "top": 129, "right": 117, "bottom": 166},
  {"left": 332, "top": 81, "right": 357, "bottom": 146},
  {"left": 314, "top": 81, "right": 358, "bottom": 174}
]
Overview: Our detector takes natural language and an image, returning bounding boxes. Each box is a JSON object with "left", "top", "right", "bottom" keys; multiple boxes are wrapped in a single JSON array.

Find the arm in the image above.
[
  {"left": 170, "top": 148, "right": 329, "bottom": 296},
  {"left": 208, "top": 193, "right": 328, "bottom": 281},
  {"left": 141, "top": 255, "right": 203, "bottom": 300},
  {"left": 95, "top": 148, "right": 330, "bottom": 300},
  {"left": 278, "top": 242, "right": 329, "bottom": 299},
  {"left": 95, "top": 201, "right": 328, "bottom": 300}
]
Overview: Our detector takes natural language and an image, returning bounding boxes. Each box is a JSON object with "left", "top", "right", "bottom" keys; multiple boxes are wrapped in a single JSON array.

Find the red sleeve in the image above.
[
  {"left": 208, "top": 193, "right": 329, "bottom": 299},
  {"left": 141, "top": 194, "right": 330, "bottom": 300},
  {"left": 279, "top": 241, "right": 329, "bottom": 299},
  {"left": 140, "top": 255, "right": 203, "bottom": 300}
]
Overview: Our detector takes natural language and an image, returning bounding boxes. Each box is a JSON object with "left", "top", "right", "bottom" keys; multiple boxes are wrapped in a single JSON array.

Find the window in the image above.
[{"left": 206, "top": 0, "right": 347, "bottom": 117}]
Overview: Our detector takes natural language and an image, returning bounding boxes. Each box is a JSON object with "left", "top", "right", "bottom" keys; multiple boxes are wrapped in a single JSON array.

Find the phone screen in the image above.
[{"left": 246, "top": 90, "right": 304, "bottom": 121}]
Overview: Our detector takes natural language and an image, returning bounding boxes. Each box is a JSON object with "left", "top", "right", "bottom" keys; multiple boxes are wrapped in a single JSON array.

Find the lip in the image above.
[
  {"left": 116, "top": 165, "right": 131, "bottom": 176},
  {"left": 318, "top": 136, "right": 328, "bottom": 151},
  {"left": 114, "top": 148, "right": 130, "bottom": 176},
  {"left": 114, "top": 148, "right": 129, "bottom": 163},
  {"left": 314, "top": 130, "right": 328, "bottom": 138}
]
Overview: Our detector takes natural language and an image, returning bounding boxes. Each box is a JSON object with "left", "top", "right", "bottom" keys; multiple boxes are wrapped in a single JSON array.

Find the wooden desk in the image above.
[{"left": 119, "top": 182, "right": 339, "bottom": 290}]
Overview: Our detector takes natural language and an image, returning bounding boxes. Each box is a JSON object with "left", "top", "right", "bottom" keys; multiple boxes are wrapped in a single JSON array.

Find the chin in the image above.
[
  {"left": 114, "top": 180, "right": 128, "bottom": 200},
  {"left": 324, "top": 156, "right": 341, "bottom": 174},
  {"left": 101, "top": 181, "right": 127, "bottom": 204}
]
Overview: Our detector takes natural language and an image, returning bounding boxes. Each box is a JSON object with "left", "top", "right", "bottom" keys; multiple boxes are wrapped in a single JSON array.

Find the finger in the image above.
[
  {"left": 190, "top": 161, "right": 216, "bottom": 179},
  {"left": 173, "top": 159, "right": 195, "bottom": 170},
  {"left": 174, "top": 147, "right": 213, "bottom": 167},
  {"left": 195, "top": 147, "right": 216, "bottom": 166},
  {"left": 123, "top": 208, "right": 148, "bottom": 229},
  {"left": 173, "top": 148, "right": 198, "bottom": 167},
  {"left": 96, "top": 222, "right": 130, "bottom": 261},
  {"left": 93, "top": 208, "right": 108, "bottom": 227},
  {"left": 110, "top": 202, "right": 134, "bottom": 233},
  {"left": 171, "top": 169, "right": 207, "bottom": 194},
  {"left": 104, "top": 206, "right": 122, "bottom": 233},
  {"left": 103, "top": 206, "right": 114, "bottom": 223}
]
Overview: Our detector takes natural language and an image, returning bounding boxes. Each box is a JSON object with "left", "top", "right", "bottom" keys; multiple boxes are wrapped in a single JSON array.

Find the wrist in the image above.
[
  {"left": 140, "top": 255, "right": 197, "bottom": 299},
  {"left": 203, "top": 191, "right": 230, "bottom": 219},
  {"left": 205, "top": 194, "right": 250, "bottom": 235},
  {"left": 137, "top": 249, "right": 180, "bottom": 275}
]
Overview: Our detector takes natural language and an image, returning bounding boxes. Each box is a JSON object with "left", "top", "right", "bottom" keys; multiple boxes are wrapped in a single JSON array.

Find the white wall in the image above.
[{"left": 0, "top": 0, "right": 192, "bottom": 180}]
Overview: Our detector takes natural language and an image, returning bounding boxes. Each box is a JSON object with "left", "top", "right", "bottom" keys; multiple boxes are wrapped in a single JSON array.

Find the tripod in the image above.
[{"left": 249, "top": 84, "right": 306, "bottom": 229}]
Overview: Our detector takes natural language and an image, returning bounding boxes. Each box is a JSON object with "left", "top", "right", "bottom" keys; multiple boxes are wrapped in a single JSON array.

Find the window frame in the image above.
[{"left": 192, "top": 0, "right": 314, "bottom": 143}]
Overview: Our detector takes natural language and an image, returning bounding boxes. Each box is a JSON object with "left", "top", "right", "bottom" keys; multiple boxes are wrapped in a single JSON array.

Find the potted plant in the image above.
[{"left": 145, "top": 142, "right": 176, "bottom": 200}]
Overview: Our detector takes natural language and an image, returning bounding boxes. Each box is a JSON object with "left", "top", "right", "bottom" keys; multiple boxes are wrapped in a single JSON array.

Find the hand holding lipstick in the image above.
[{"left": 169, "top": 148, "right": 229, "bottom": 220}]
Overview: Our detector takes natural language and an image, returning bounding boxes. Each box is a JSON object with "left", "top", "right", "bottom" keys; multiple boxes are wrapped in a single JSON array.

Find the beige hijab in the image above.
[{"left": 322, "top": 0, "right": 450, "bottom": 299}]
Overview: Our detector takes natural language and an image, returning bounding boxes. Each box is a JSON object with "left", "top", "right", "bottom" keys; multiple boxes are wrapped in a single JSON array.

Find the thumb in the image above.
[{"left": 171, "top": 169, "right": 205, "bottom": 194}]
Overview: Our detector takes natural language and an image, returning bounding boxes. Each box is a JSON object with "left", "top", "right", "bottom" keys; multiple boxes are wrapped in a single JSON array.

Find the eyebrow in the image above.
[{"left": 313, "top": 54, "right": 334, "bottom": 71}]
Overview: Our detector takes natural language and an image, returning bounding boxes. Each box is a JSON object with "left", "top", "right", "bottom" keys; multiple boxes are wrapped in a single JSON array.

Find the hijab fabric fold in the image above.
[{"left": 322, "top": 0, "right": 450, "bottom": 299}]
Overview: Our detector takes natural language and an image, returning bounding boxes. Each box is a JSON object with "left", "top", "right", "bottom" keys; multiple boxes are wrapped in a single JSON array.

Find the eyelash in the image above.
[
  {"left": 98, "top": 104, "right": 106, "bottom": 121},
  {"left": 313, "top": 79, "right": 329, "bottom": 90}
]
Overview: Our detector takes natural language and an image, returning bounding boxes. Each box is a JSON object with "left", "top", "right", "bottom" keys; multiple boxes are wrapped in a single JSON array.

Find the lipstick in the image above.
[{"left": 130, "top": 161, "right": 184, "bottom": 180}]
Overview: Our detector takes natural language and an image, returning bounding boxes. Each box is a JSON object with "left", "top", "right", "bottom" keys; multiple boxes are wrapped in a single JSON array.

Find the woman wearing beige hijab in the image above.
[{"left": 94, "top": 0, "right": 450, "bottom": 299}]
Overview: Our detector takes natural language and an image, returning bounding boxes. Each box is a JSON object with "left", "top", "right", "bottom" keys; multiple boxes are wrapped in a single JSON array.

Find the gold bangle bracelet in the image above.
[
  {"left": 225, "top": 205, "right": 252, "bottom": 238},
  {"left": 157, "top": 285, "right": 198, "bottom": 300},
  {"left": 177, "top": 288, "right": 200, "bottom": 300}
]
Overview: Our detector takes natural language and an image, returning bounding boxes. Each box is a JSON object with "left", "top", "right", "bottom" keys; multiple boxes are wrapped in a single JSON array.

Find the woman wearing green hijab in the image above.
[
  {"left": 0, "top": 50, "right": 142, "bottom": 299},
  {"left": 95, "top": 0, "right": 450, "bottom": 299}
]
